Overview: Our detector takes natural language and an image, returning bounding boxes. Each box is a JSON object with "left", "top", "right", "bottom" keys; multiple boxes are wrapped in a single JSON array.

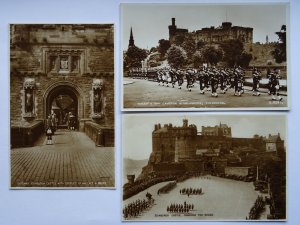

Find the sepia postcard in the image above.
[
  {"left": 121, "top": 3, "right": 289, "bottom": 110},
  {"left": 10, "top": 24, "right": 115, "bottom": 188},
  {"left": 122, "top": 114, "right": 287, "bottom": 221}
]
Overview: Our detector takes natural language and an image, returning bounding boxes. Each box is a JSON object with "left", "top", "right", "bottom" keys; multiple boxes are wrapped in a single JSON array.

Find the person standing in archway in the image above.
[
  {"left": 46, "top": 125, "right": 53, "bottom": 145},
  {"left": 68, "top": 112, "right": 76, "bottom": 131},
  {"left": 46, "top": 115, "right": 54, "bottom": 144},
  {"left": 50, "top": 109, "right": 58, "bottom": 133},
  {"left": 64, "top": 111, "right": 70, "bottom": 129}
]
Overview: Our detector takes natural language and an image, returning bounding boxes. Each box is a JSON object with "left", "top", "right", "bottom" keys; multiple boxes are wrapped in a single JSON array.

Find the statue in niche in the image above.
[
  {"left": 23, "top": 78, "right": 35, "bottom": 115},
  {"left": 92, "top": 79, "right": 103, "bottom": 115},
  {"left": 25, "top": 89, "right": 33, "bottom": 113},
  {"left": 94, "top": 89, "right": 102, "bottom": 113}
]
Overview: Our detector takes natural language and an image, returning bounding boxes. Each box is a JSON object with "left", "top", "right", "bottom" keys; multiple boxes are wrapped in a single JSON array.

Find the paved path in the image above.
[
  {"left": 11, "top": 129, "right": 114, "bottom": 188},
  {"left": 123, "top": 175, "right": 267, "bottom": 221},
  {"left": 123, "top": 78, "right": 288, "bottom": 109}
]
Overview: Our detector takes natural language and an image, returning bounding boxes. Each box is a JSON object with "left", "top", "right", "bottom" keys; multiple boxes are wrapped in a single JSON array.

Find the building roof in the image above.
[
  {"left": 219, "top": 123, "right": 229, "bottom": 128},
  {"left": 265, "top": 133, "right": 282, "bottom": 143}
]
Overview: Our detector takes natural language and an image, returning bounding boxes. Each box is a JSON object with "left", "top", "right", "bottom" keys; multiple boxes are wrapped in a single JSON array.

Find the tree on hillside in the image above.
[
  {"left": 202, "top": 46, "right": 223, "bottom": 66},
  {"left": 182, "top": 38, "right": 197, "bottom": 63},
  {"left": 157, "top": 39, "right": 171, "bottom": 57},
  {"left": 150, "top": 47, "right": 157, "bottom": 53},
  {"left": 166, "top": 45, "right": 187, "bottom": 69},
  {"left": 272, "top": 25, "right": 286, "bottom": 63},
  {"left": 220, "top": 39, "right": 244, "bottom": 67},
  {"left": 220, "top": 39, "right": 253, "bottom": 67},
  {"left": 173, "top": 34, "right": 186, "bottom": 46},
  {"left": 193, "top": 50, "right": 203, "bottom": 68},
  {"left": 172, "top": 34, "right": 198, "bottom": 65},
  {"left": 237, "top": 52, "right": 253, "bottom": 67},
  {"left": 196, "top": 40, "right": 206, "bottom": 50},
  {"left": 124, "top": 46, "right": 148, "bottom": 69}
]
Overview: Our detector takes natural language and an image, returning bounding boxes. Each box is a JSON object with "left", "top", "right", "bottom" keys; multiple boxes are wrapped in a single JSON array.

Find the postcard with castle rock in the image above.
[
  {"left": 10, "top": 24, "right": 115, "bottom": 188},
  {"left": 122, "top": 114, "right": 286, "bottom": 221},
  {"left": 121, "top": 3, "right": 289, "bottom": 110}
]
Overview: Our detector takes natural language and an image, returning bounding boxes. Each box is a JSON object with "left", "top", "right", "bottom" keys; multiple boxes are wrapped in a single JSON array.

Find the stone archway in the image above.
[{"left": 43, "top": 81, "right": 85, "bottom": 129}]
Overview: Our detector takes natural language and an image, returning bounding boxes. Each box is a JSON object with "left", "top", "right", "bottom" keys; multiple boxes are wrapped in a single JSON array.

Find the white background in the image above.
[{"left": 0, "top": 0, "right": 299, "bottom": 225}]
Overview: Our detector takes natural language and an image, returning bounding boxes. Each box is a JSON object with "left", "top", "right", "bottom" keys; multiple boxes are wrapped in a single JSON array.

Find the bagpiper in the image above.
[
  {"left": 157, "top": 69, "right": 162, "bottom": 85},
  {"left": 252, "top": 68, "right": 261, "bottom": 96},
  {"left": 205, "top": 68, "right": 211, "bottom": 91},
  {"left": 161, "top": 69, "right": 167, "bottom": 86},
  {"left": 269, "top": 69, "right": 283, "bottom": 101},
  {"left": 219, "top": 67, "right": 227, "bottom": 94},
  {"left": 233, "top": 67, "right": 243, "bottom": 96},
  {"left": 169, "top": 68, "right": 177, "bottom": 88},
  {"left": 186, "top": 68, "right": 194, "bottom": 92},
  {"left": 198, "top": 67, "right": 206, "bottom": 94},
  {"left": 177, "top": 69, "right": 184, "bottom": 89},
  {"left": 210, "top": 67, "right": 218, "bottom": 97}
]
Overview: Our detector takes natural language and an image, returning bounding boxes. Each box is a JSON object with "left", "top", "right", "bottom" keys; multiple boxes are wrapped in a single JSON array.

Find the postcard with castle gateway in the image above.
[
  {"left": 121, "top": 3, "right": 289, "bottom": 111},
  {"left": 10, "top": 24, "right": 115, "bottom": 189},
  {"left": 122, "top": 114, "right": 287, "bottom": 221}
]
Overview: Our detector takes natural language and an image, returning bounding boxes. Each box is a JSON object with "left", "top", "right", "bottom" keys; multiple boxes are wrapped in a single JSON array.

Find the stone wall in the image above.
[
  {"left": 175, "top": 136, "right": 197, "bottom": 160},
  {"left": 195, "top": 135, "right": 232, "bottom": 150},
  {"left": 152, "top": 125, "right": 198, "bottom": 163},
  {"left": 84, "top": 121, "right": 114, "bottom": 147},
  {"left": 11, "top": 121, "right": 44, "bottom": 148},
  {"left": 245, "top": 43, "right": 286, "bottom": 68},
  {"left": 231, "top": 137, "right": 265, "bottom": 151},
  {"left": 225, "top": 167, "right": 250, "bottom": 177}
]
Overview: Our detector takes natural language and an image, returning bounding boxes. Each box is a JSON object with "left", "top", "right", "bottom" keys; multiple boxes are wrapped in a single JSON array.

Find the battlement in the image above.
[
  {"left": 153, "top": 119, "right": 197, "bottom": 134},
  {"left": 168, "top": 18, "right": 253, "bottom": 44}
]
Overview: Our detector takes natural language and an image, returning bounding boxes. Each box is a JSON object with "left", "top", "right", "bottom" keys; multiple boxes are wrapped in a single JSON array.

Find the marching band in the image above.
[{"left": 128, "top": 66, "right": 284, "bottom": 101}]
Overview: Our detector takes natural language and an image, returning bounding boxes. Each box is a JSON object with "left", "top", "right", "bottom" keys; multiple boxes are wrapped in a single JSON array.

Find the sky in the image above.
[
  {"left": 122, "top": 3, "right": 288, "bottom": 50},
  {"left": 123, "top": 114, "right": 287, "bottom": 160}
]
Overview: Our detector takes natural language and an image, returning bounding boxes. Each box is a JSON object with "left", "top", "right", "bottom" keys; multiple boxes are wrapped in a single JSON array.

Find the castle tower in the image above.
[
  {"left": 168, "top": 18, "right": 177, "bottom": 41},
  {"left": 172, "top": 18, "right": 176, "bottom": 26},
  {"left": 183, "top": 119, "right": 188, "bottom": 128},
  {"left": 218, "top": 122, "right": 223, "bottom": 136},
  {"left": 128, "top": 27, "right": 135, "bottom": 47},
  {"left": 266, "top": 35, "right": 269, "bottom": 44}
]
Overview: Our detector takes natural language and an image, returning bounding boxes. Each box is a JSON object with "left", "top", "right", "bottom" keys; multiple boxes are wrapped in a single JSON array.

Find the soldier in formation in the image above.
[
  {"left": 252, "top": 68, "right": 262, "bottom": 96},
  {"left": 267, "top": 69, "right": 283, "bottom": 101},
  {"left": 123, "top": 196, "right": 155, "bottom": 219},
  {"left": 128, "top": 66, "right": 284, "bottom": 101},
  {"left": 179, "top": 187, "right": 203, "bottom": 196},
  {"left": 167, "top": 201, "right": 194, "bottom": 213}
]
